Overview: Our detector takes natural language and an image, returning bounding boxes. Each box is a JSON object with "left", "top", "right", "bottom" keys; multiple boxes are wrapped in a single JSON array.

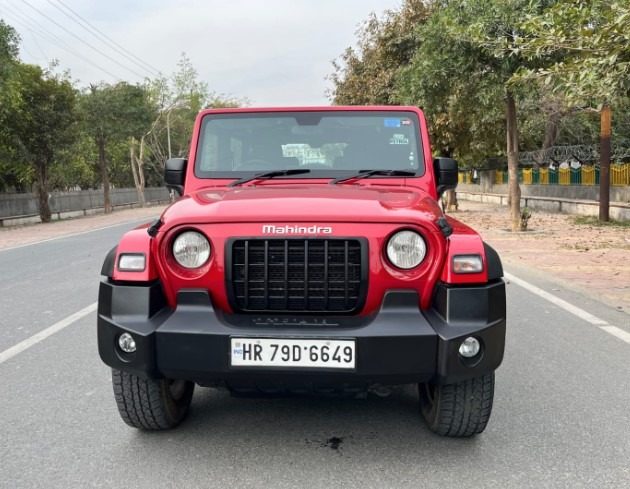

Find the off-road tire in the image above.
[
  {"left": 112, "top": 369, "right": 195, "bottom": 430},
  {"left": 419, "top": 372, "right": 494, "bottom": 437}
]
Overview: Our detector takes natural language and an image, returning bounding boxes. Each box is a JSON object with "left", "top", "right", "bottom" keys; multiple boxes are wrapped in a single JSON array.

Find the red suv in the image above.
[{"left": 98, "top": 106, "right": 505, "bottom": 436}]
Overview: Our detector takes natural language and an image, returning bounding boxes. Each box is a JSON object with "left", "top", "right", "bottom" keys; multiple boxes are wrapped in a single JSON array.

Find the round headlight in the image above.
[
  {"left": 386, "top": 230, "right": 427, "bottom": 269},
  {"left": 172, "top": 231, "right": 211, "bottom": 268}
]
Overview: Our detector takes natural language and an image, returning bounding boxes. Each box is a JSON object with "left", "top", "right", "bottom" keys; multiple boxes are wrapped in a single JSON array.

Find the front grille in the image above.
[{"left": 229, "top": 238, "right": 365, "bottom": 313}]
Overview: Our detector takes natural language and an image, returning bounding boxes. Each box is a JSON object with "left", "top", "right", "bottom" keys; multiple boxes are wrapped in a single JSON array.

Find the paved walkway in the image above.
[
  {"left": 0, "top": 205, "right": 164, "bottom": 250},
  {"left": 1, "top": 200, "right": 628, "bottom": 315},
  {"left": 454, "top": 201, "right": 630, "bottom": 316}
]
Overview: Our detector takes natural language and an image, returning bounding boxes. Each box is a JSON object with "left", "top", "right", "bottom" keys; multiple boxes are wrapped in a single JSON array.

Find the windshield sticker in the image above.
[
  {"left": 384, "top": 118, "right": 401, "bottom": 128},
  {"left": 389, "top": 134, "right": 409, "bottom": 145},
  {"left": 402, "top": 119, "right": 413, "bottom": 125}
]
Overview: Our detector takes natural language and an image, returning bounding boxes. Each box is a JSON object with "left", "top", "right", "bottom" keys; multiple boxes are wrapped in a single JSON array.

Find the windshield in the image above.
[{"left": 194, "top": 111, "right": 424, "bottom": 179}]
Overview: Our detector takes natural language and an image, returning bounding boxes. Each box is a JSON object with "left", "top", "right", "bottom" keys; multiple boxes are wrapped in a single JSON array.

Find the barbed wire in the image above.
[{"left": 480, "top": 144, "right": 630, "bottom": 169}]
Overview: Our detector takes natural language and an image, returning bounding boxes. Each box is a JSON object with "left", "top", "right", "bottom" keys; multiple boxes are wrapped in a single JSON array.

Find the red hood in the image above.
[{"left": 160, "top": 185, "right": 444, "bottom": 230}]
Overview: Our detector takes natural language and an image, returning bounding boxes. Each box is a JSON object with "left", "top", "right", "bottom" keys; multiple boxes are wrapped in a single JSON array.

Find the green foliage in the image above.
[
  {"left": 573, "top": 215, "right": 630, "bottom": 228},
  {"left": 79, "top": 81, "right": 156, "bottom": 146},
  {"left": 0, "top": 22, "right": 244, "bottom": 194},
  {"left": 2, "top": 63, "right": 78, "bottom": 219},
  {"left": 512, "top": 0, "right": 630, "bottom": 107},
  {"left": 0, "top": 19, "right": 20, "bottom": 76},
  {"left": 5, "top": 64, "right": 78, "bottom": 168},
  {"left": 328, "top": 0, "right": 430, "bottom": 105},
  {"left": 397, "top": 0, "right": 553, "bottom": 163}
]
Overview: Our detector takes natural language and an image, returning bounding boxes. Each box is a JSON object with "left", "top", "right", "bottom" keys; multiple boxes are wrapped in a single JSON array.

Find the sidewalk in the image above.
[
  {"left": 0, "top": 205, "right": 165, "bottom": 250},
  {"left": 453, "top": 201, "right": 630, "bottom": 316},
  {"left": 1, "top": 200, "right": 628, "bottom": 316}
]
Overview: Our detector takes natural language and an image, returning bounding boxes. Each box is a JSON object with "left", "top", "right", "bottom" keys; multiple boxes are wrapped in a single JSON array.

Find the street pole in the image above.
[{"left": 599, "top": 106, "right": 611, "bottom": 222}]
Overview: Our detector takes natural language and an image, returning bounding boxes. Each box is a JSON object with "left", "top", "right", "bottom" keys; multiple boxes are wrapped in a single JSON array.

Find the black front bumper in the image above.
[{"left": 97, "top": 280, "right": 505, "bottom": 386}]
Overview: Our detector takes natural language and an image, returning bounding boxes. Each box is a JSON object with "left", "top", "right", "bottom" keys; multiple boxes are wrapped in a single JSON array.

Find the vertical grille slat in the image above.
[
  {"left": 244, "top": 241, "right": 249, "bottom": 309},
  {"left": 323, "top": 240, "right": 329, "bottom": 310},
  {"left": 230, "top": 238, "right": 363, "bottom": 313},
  {"left": 263, "top": 241, "right": 269, "bottom": 309},
  {"left": 284, "top": 240, "right": 289, "bottom": 309},
  {"left": 304, "top": 240, "right": 309, "bottom": 310},
  {"left": 344, "top": 240, "right": 349, "bottom": 309}
]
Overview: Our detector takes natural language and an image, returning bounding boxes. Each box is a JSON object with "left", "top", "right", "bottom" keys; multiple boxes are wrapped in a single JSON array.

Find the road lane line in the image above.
[
  {"left": 505, "top": 271, "right": 630, "bottom": 346},
  {"left": 600, "top": 326, "right": 630, "bottom": 345},
  {"left": 0, "top": 302, "right": 97, "bottom": 365},
  {"left": 505, "top": 272, "right": 609, "bottom": 326}
]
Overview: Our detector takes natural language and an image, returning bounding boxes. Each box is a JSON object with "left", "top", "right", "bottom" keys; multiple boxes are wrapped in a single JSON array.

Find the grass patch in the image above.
[{"left": 573, "top": 216, "right": 630, "bottom": 228}]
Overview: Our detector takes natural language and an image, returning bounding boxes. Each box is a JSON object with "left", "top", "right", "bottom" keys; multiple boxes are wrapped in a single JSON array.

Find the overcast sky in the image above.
[{"left": 1, "top": 0, "right": 403, "bottom": 105}]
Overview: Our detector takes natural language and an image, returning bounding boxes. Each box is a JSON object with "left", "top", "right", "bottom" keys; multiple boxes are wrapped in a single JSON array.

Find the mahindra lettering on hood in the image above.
[
  {"left": 98, "top": 106, "right": 506, "bottom": 437},
  {"left": 262, "top": 225, "right": 333, "bottom": 234}
]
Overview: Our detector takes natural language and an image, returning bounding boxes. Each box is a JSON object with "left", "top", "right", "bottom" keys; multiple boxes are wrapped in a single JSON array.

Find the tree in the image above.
[
  {"left": 511, "top": 0, "right": 630, "bottom": 220},
  {"left": 328, "top": 0, "right": 430, "bottom": 105},
  {"left": 4, "top": 64, "right": 77, "bottom": 221},
  {"left": 145, "top": 54, "right": 244, "bottom": 179},
  {"left": 397, "top": 3, "right": 507, "bottom": 163},
  {"left": 79, "top": 82, "right": 155, "bottom": 213},
  {"left": 0, "top": 19, "right": 19, "bottom": 85},
  {"left": 0, "top": 20, "right": 23, "bottom": 192},
  {"left": 400, "top": 0, "right": 558, "bottom": 231}
]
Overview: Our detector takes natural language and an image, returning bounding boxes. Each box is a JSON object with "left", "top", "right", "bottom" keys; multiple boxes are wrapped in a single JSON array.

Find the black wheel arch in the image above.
[
  {"left": 101, "top": 245, "right": 118, "bottom": 278},
  {"left": 483, "top": 242, "right": 503, "bottom": 281}
]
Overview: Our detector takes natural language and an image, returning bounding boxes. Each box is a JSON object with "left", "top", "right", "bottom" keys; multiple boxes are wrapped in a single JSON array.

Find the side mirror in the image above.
[
  {"left": 165, "top": 158, "right": 187, "bottom": 196},
  {"left": 433, "top": 157, "right": 458, "bottom": 199}
]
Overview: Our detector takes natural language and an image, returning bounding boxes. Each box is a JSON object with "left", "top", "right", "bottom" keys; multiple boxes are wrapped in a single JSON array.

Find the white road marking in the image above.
[
  {"left": 505, "top": 272, "right": 609, "bottom": 326},
  {"left": 0, "top": 302, "right": 97, "bottom": 365},
  {"left": 505, "top": 271, "right": 630, "bottom": 345},
  {"left": 0, "top": 217, "right": 156, "bottom": 252},
  {"left": 600, "top": 326, "right": 630, "bottom": 345}
]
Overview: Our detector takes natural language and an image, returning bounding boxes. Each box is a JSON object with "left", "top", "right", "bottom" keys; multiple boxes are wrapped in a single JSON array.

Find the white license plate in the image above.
[{"left": 230, "top": 338, "right": 356, "bottom": 369}]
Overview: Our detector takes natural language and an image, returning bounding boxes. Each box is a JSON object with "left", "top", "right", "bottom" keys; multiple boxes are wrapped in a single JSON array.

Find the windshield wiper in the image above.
[
  {"left": 228, "top": 169, "right": 311, "bottom": 187},
  {"left": 329, "top": 169, "right": 416, "bottom": 185}
]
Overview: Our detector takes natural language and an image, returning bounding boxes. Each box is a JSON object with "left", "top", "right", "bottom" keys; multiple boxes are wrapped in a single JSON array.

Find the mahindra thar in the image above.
[{"left": 98, "top": 106, "right": 505, "bottom": 436}]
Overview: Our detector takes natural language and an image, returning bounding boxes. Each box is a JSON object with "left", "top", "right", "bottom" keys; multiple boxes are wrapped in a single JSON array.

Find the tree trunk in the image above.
[
  {"left": 506, "top": 90, "right": 521, "bottom": 232},
  {"left": 444, "top": 189, "right": 458, "bottom": 211},
  {"left": 440, "top": 148, "right": 458, "bottom": 212},
  {"left": 129, "top": 138, "right": 146, "bottom": 207},
  {"left": 98, "top": 137, "right": 112, "bottom": 214},
  {"left": 542, "top": 113, "right": 560, "bottom": 150},
  {"left": 599, "top": 106, "right": 611, "bottom": 222},
  {"left": 138, "top": 136, "right": 146, "bottom": 207},
  {"left": 36, "top": 162, "right": 52, "bottom": 223}
]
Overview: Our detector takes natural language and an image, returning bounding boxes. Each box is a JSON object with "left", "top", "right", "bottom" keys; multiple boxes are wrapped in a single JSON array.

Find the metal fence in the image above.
[{"left": 458, "top": 164, "right": 630, "bottom": 187}]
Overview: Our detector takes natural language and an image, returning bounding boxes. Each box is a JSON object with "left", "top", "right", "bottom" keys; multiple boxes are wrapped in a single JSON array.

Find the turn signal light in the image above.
[{"left": 452, "top": 255, "right": 483, "bottom": 274}]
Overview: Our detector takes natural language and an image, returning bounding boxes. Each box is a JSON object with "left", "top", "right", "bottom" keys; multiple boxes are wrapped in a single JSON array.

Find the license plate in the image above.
[{"left": 230, "top": 338, "right": 356, "bottom": 369}]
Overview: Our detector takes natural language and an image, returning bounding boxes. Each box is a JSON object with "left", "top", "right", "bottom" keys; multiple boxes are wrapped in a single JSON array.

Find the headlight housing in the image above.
[
  {"left": 172, "top": 231, "right": 211, "bottom": 269},
  {"left": 386, "top": 230, "right": 427, "bottom": 269}
]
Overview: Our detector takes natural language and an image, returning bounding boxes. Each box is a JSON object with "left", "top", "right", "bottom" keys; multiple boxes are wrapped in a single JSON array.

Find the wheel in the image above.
[
  {"left": 236, "top": 159, "right": 274, "bottom": 170},
  {"left": 418, "top": 372, "right": 494, "bottom": 437},
  {"left": 111, "top": 369, "right": 195, "bottom": 430}
]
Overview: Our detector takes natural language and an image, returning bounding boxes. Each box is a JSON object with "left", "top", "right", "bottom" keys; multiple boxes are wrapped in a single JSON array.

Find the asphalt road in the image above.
[{"left": 1, "top": 222, "right": 630, "bottom": 488}]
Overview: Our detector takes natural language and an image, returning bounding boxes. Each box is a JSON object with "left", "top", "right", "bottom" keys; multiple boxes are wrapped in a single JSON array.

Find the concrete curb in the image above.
[
  {"left": 0, "top": 200, "right": 171, "bottom": 227},
  {"left": 457, "top": 191, "right": 630, "bottom": 221}
]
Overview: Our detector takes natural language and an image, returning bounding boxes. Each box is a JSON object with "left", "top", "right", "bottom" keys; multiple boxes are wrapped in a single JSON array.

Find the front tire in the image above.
[
  {"left": 419, "top": 372, "right": 494, "bottom": 437},
  {"left": 112, "top": 369, "right": 194, "bottom": 430}
]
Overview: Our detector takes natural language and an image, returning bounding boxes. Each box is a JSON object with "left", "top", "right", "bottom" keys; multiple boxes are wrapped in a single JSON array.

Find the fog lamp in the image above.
[
  {"left": 459, "top": 337, "right": 481, "bottom": 358},
  {"left": 118, "top": 333, "right": 136, "bottom": 353}
]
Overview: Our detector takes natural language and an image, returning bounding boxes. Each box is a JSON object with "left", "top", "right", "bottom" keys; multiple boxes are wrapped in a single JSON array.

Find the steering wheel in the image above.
[{"left": 236, "top": 159, "right": 275, "bottom": 171}]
